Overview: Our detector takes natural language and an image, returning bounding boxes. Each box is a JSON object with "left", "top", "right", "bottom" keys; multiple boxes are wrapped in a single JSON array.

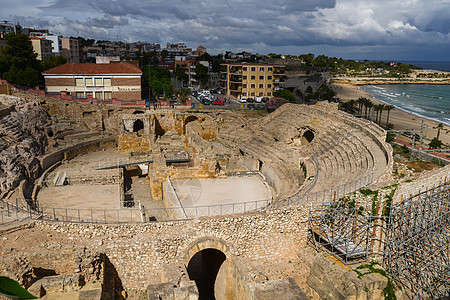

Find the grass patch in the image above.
[{"left": 353, "top": 261, "right": 397, "bottom": 300}]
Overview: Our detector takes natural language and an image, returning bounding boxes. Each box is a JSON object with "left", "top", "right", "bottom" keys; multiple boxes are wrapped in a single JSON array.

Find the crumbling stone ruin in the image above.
[
  {"left": 0, "top": 92, "right": 448, "bottom": 299},
  {"left": 0, "top": 95, "right": 48, "bottom": 198}
]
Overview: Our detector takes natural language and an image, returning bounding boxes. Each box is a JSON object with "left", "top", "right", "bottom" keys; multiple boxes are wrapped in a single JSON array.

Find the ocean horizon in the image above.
[
  {"left": 362, "top": 84, "right": 450, "bottom": 127},
  {"left": 399, "top": 61, "right": 450, "bottom": 72}
]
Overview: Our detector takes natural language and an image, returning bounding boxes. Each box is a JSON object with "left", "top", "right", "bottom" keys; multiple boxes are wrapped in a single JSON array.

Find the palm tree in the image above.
[
  {"left": 374, "top": 105, "right": 381, "bottom": 124},
  {"left": 348, "top": 99, "right": 356, "bottom": 114},
  {"left": 357, "top": 97, "right": 365, "bottom": 115},
  {"left": 365, "top": 100, "right": 374, "bottom": 120},
  {"left": 434, "top": 123, "right": 444, "bottom": 140},
  {"left": 377, "top": 104, "right": 385, "bottom": 124},
  {"left": 384, "top": 105, "right": 395, "bottom": 127}
]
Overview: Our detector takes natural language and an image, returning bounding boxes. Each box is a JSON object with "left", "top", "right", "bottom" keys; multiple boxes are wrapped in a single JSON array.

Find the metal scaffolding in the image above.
[
  {"left": 383, "top": 181, "right": 450, "bottom": 299},
  {"left": 307, "top": 197, "right": 373, "bottom": 265}
]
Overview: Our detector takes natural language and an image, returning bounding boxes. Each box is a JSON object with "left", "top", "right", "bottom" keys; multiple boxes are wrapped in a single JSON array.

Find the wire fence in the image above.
[{"left": 0, "top": 173, "right": 373, "bottom": 224}]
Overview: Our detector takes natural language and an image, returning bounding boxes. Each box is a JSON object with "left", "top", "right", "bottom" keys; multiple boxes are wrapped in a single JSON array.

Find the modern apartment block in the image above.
[
  {"left": 29, "top": 36, "right": 53, "bottom": 60},
  {"left": 42, "top": 62, "right": 143, "bottom": 101},
  {"left": 61, "top": 37, "right": 79, "bottom": 63},
  {"left": 220, "top": 63, "right": 284, "bottom": 99}
]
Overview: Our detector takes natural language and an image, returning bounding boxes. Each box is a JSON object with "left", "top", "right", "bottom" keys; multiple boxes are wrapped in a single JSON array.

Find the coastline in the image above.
[{"left": 332, "top": 83, "right": 450, "bottom": 146}]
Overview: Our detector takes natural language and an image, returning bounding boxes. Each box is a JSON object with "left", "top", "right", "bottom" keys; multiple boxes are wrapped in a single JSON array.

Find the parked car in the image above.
[
  {"left": 261, "top": 97, "right": 270, "bottom": 103},
  {"left": 212, "top": 100, "right": 224, "bottom": 105},
  {"left": 238, "top": 98, "right": 247, "bottom": 103},
  {"left": 246, "top": 97, "right": 255, "bottom": 103},
  {"left": 255, "top": 97, "right": 262, "bottom": 103}
]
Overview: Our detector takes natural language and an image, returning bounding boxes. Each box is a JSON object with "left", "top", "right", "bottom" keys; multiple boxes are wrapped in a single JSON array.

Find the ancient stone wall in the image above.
[
  {"left": 394, "top": 164, "right": 450, "bottom": 202},
  {"left": 40, "top": 138, "right": 116, "bottom": 171},
  {"left": 21, "top": 205, "right": 309, "bottom": 290}
]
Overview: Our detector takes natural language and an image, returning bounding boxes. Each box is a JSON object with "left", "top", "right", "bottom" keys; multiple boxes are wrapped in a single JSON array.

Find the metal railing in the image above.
[{"left": 0, "top": 173, "right": 373, "bottom": 224}]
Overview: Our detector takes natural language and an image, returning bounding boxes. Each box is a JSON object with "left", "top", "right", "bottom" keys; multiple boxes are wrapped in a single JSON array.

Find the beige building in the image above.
[
  {"left": 220, "top": 63, "right": 284, "bottom": 99},
  {"left": 61, "top": 37, "right": 79, "bottom": 63},
  {"left": 29, "top": 36, "right": 53, "bottom": 60},
  {"left": 42, "top": 62, "right": 143, "bottom": 101}
]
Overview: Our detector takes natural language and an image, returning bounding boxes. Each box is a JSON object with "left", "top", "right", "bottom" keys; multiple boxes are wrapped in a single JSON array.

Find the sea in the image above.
[{"left": 361, "top": 85, "right": 450, "bottom": 126}]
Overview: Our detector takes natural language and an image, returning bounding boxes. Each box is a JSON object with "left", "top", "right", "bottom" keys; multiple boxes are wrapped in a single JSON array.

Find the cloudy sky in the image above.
[{"left": 2, "top": 0, "right": 450, "bottom": 61}]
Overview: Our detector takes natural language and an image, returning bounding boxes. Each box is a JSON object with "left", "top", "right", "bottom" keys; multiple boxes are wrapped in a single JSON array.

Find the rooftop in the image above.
[{"left": 42, "top": 62, "right": 143, "bottom": 75}]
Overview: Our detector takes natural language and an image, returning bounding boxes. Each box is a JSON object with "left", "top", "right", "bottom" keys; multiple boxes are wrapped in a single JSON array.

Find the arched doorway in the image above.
[
  {"left": 302, "top": 129, "right": 314, "bottom": 144},
  {"left": 133, "top": 119, "right": 144, "bottom": 134},
  {"left": 184, "top": 116, "right": 199, "bottom": 134},
  {"left": 187, "top": 248, "right": 226, "bottom": 300}
]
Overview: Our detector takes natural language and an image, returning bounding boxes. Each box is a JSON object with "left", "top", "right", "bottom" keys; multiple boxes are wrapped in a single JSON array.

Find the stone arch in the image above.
[
  {"left": 184, "top": 115, "right": 199, "bottom": 134},
  {"left": 302, "top": 129, "right": 314, "bottom": 144},
  {"left": 184, "top": 237, "right": 238, "bottom": 300},
  {"left": 133, "top": 119, "right": 144, "bottom": 134},
  {"left": 132, "top": 110, "right": 145, "bottom": 114}
]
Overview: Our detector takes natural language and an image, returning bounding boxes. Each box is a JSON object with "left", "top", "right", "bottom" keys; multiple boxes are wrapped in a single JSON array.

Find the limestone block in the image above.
[
  {"left": 78, "top": 288, "right": 103, "bottom": 300},
  {"left": 27, "top": 274, "right": 85, "bottom": 296},
  {"left": 252, "top": 278, "right": 308, "bottom": 300},
  {"left": 307, "top": 275, "right": 336, "bottom": 300},
  {"left": 147, "top": 283, "right": 175, "bottom": 300}
]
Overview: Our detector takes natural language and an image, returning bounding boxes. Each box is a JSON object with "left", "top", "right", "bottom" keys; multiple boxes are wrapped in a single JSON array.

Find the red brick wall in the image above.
[
  {"left": 45, "top": 78, "right": 75, "bottom": 86},
  {"left": 112, "top": 78, "right": 141, "bottom": 86},
  {"left": 112, "top": 91, "right": 141, "bottom": 101}
]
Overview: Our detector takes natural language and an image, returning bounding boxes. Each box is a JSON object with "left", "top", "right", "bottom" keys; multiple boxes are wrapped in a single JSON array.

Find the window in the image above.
[
  {"left": 95, "top": 78, "right": 102, "bottom": 86},
  {"left": 251, "top": 67, "right": 256, "bottom": 72},
  {"left": 104, "top": 78, "right": 111, "bottom": 86},
  {"left": 267, "top": 75, "right": 272, "bottom": 80},
  {"left": 85, "top": 78, "right": 93, "bottom": 86},
  {"left": 242, "top": 84, "right": 247, "bottom": 88},
  {"left": 104, "top": 92, "right": 112, "bottom": 99},
  {"left": 250, "top": 84, "right": 256, "bottom": 88},
  {"left": 75, "top": 92, "right": 84, "bottom": 98},
  {"left": 267, "top": 84, "right": 272, "bottom": 88},
  {"left": 267, "top": 92, "right": 272, "bottom": 96},
  {"left": 251, "top": 75, "right": 256, "bottom": 80},
  {"left": 259, "top": 75, "right": 264, "bottom": 80},
  {"left": 250, "top": 92, "right": 255, "bottom": 96},
  {"left": 259, "top": 84, "right": 264, "bottom": 88},
  {"left": 259, "top": 92, "right": 264, "bottom": 96},
  {"left": 75, "top": 78, "right": 83, "bottom": 86},
  {"left": 268, "top": 67, "right": 273, "bottom": 72},
  {"left": 242, "top": 75, "right": 247, "bottom": 80},
  {"left": 243, "top": 67, "right": 247, "bottom": 71},
  {"left": 242, "top": 92, "right": 247, "bottom": 96},
  {"left": 260, "top": 67, "right": 265, "bottom": 72}
]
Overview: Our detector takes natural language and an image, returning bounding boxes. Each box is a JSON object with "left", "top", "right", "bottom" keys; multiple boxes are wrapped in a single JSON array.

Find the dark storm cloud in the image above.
[{"left": 3, "top": 0, "right": 450, "bottom": 60}]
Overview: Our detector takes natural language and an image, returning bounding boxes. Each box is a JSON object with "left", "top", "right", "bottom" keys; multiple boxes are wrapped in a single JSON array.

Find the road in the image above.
[{"left": 190, "top": 93, "right": 266, "bottom": 110}]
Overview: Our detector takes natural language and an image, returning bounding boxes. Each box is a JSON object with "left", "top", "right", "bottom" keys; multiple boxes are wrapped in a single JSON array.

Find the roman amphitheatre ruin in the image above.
[{"left": 0, "top": 92, "right": 449, "bottom": 300}]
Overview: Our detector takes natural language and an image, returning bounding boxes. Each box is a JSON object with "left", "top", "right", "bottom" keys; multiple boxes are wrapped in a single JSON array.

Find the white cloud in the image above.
[{"left": 1, "top": 0, "right": 449, "bottom": 60}]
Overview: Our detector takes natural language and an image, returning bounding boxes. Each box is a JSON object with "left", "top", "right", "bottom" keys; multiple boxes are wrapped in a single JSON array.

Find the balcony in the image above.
[{"left": 229, "top": 86, "right": 242, "bottom": 92}]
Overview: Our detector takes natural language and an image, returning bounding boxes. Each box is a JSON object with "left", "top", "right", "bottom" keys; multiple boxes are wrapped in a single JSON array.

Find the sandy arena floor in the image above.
[
  {"left": 37, "top": 185, "right": 119, "bottom": 210},
  {"left": 171, "top": 176, "right": 272, "bottom": 207}
]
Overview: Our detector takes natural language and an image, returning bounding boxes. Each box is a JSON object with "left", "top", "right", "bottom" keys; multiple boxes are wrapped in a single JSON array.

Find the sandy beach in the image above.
[{"left": 332, "top": 83, "right": 450, "bottom": 146}]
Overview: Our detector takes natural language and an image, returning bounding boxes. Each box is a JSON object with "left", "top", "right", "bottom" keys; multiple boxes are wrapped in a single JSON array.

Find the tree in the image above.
[
  {"left": 0, "top": 33, "right": 42, "bottom": 86},
  {"left": 377, "top": 104, "right": 385, "bottom": 124},
  {"left": 142, "top": 66, "right": 173, "bottom": 100},
  {"left": 384, "top": 105, "right": 395, "bottom": 126},
  {"left": 429, "top": 138, "right": 443, "bottom": 149},
  {"left": 273, "top": 89, "right": 296, "bottom": 103},
  {"left": 265, "top": 97, "right": 288, "bottom": 112},
  {"left": 433, "top": 123, "right": 446, "bottom": 140},
  {"left": 41, "top": 56, "right": 66, "bottom": 71},
  {"left": 161, "top": 49, "right": 168, "bottom": 63},
  {"left": 193, "top": 63, "right": 209, "bottom": 88}
]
